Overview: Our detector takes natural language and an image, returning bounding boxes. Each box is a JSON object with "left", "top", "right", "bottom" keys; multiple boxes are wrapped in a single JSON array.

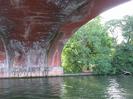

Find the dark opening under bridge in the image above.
[{"left": 0, "top": 0, "right": 129, "bottom": 78}]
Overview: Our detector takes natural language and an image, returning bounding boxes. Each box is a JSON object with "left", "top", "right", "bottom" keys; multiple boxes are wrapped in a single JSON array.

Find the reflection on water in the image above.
[
  {"left": 106, "top": 79, "right": 126, "bottom": 99},
  {"left": 0, "top": 76, "right": 133, "bottom": 99}
]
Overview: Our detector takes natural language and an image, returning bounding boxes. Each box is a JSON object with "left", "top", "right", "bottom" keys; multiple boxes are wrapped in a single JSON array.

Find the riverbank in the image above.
[
  {"left": 0, "top": 72, "right": 132, "bottom": 79},
  {"left": 0, "top": 72, "right": 92, "bottom": 79}
]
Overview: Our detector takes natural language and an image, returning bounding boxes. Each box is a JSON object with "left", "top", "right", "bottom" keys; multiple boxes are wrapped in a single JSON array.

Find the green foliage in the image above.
[
  {"left": 110, "top": 16, "right": 133, "bottom": 73},
  {"left": 112, "top": 44, "right": 133, "bottom": 73},
  {"left": 62, "top": 15, "right": 133, "bottom": 74},
  {"left": 62, "top": 17, "right": 113, "bottom": 74}
]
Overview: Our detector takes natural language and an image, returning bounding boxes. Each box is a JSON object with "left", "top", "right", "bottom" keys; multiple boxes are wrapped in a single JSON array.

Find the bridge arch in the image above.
[
  {"left": 47, "top": 0, "right": 129, "bottom": 67},
  {"left": 0, "top": 0, "right": 129, "bottom": 77}
]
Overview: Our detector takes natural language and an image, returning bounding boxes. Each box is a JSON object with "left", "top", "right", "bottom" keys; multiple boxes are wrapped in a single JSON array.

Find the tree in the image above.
[
  {"left": 107, "top": 15, "right": 133, "bottom": 73},
  {"left": 62, "top": 17, "right": 113, "bottom": 74}
]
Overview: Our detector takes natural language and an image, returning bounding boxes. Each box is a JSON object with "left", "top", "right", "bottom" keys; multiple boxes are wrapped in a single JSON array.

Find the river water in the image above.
[{"left": 0, "top": 76, "right": 132, "bottom": 99}]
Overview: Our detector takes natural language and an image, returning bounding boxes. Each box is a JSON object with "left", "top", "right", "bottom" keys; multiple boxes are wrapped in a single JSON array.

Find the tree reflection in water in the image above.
[{"left": 0, "top": 76, "right": 132, "bottom": 99}]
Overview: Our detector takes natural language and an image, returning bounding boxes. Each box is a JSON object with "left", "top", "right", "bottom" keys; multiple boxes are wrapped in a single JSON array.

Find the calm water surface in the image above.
[{"left": 0, "top": 76, "right": 133, "bottom": 99}]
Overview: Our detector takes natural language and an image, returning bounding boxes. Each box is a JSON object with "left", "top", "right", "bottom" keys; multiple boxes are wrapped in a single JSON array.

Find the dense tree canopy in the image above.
[
  {"left": 107, "top": 16, "right": 133, "bottom": 73},
  {"left": 62, "top": 17, "right": 113, "bottom": 74},
  {"left": 62, "top": 15, "right": 133, "bottom": 74}
]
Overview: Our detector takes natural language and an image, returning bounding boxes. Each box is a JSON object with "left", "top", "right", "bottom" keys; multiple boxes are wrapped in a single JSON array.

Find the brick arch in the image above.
[
  {"left": 48, "top": 0, "right": 128, "bottom": 67},
  {"left": 0, "top": 0, "right": 129, "bottom": 77}
]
